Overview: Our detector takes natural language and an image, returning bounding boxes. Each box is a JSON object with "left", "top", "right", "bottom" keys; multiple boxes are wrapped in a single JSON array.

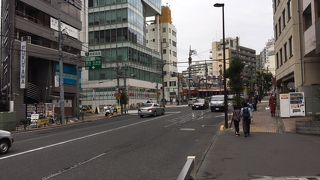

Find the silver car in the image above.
[
  {"left": 0, "top": 130, "right": 14, "bottom": 154},
  {"left": 138, "top": 103, "right": 165, "bottom": 118}
]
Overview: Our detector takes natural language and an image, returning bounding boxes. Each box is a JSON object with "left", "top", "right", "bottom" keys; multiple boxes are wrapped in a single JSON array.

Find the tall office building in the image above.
[
  {"left": 273, "top": 0, "right": 320, "bottom": 114},
  {"left": 259, "top": 39, "right": 276, "bottom": 76},
  {"left": 146, "top": 6, "right": 178, "bottom": 102},
  {"left": 82, "top": 0, "right": 163, "bottom": 108},
  {"left": 0, "top": 0, "right": 84, "bottom": 121}
]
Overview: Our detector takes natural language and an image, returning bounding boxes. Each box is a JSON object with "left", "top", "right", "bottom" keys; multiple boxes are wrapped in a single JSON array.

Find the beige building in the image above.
[
  {"left": 273, "top": 0, "right": 320, "bottom": 114},
  {"left": 146, "top": 6, "right": 178, "bottom": 102},
  {"left": 211, "top": 37, "right": 256, "bottom": 81}
]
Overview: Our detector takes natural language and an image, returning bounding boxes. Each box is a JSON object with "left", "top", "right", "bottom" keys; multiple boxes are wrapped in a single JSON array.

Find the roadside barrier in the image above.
[{"left": 177, "top": 156, "right": 195, "bottom": 180}]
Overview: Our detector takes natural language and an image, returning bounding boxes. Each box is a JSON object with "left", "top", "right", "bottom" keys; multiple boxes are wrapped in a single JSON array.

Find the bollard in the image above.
[{"left": 177, "top": 156, "right": 195, "bottom": 180}]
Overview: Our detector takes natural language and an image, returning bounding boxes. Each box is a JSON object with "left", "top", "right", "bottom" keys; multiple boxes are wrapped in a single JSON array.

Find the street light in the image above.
[{"left": 214, "top": 3, "right": 228, "bottom": 129}]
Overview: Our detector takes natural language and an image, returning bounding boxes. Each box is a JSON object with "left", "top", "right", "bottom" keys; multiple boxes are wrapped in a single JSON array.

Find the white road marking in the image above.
[
  {"left": 180, "top": 128, "right": 195, "bottom": 131},
  {"left": 42, "top": 153, "right": 107, "bottom": 180},
  {"left": 0, "top": 114, "right": 171, "bottom": 161}
]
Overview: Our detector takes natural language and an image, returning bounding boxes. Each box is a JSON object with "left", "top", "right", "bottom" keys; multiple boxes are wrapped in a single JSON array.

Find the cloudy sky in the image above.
[{"left": 161, "top": 0, "right": 274, "bottom": 72}]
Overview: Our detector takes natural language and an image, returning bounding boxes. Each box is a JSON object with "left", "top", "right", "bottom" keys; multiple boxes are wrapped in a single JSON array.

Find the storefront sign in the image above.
[{"left": 20, "top": 41, "right": 27, "bottom": 89}]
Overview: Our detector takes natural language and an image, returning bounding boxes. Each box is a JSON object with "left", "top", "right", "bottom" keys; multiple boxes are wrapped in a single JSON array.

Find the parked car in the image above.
[
  {"left": 210, "top": 95, "right": 225, "bottom": 112},
  {"left": 0, "top": 130, "right": 14, "bottom": 154},
  {"left": 188, "top": 97, "right": 197, "bottom": 106},
  {"left": 138, "top": 103, "right": 165, "bottom": 118},
  {"left": 192, "top": 98, "right": 209, "bottom": 110}
]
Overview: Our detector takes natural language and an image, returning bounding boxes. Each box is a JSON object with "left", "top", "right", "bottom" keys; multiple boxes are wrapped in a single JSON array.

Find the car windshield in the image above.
[
  {"left": 142, "top": 103, "right": 153, "bottom": 107},
  {"left": 195, "top": 99, "right": 205, "bottom": 103},
  {"left": 211, "top": 96, "right": 224, "bottom": 101}
]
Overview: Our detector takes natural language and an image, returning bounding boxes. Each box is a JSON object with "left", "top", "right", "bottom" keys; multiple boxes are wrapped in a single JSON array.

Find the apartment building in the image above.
[
  {"left": 1, "top": 0, "right": 84, "bottom": 120},
  {"left": 273, "top": 0, "right": 320, "bottom": 114},
  {"left": 83, "top": 0, "right": 163, "bottom": 108},
  {"left": 146, "top": 6, "right": 178, "bottom": 102},
  {"left": 211, "top": 37, "right": 256, "bottom": 78},
  {"left": 259, "top": 39, "right": 276, "bottom": 76}
]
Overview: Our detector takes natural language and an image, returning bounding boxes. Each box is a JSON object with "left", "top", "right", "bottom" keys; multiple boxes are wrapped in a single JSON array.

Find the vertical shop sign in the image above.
[{"left": 20, "top": 41, "right": 27, "bottom": 89}]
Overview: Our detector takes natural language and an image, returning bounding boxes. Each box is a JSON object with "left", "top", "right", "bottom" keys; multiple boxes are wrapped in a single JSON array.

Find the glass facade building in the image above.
[{"left": 83, "top": 0, "right": 162, "bottom": 106}]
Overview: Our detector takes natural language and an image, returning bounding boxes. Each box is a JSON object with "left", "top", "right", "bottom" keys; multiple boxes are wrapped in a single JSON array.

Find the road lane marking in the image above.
[
  {"left": 180, "top": 128, "right": 195, "bottom": 131},
  {"left": 0, "top": 114, "right": 172, "bottom": 161},
  {"left": 42, "top": 152, "right": 108, "bottom": 180}
]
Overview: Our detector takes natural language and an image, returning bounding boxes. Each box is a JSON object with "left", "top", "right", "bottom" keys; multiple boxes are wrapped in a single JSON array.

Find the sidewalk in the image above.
[{"left": 196, "top": 100, "right": 320, "bottom": 180}]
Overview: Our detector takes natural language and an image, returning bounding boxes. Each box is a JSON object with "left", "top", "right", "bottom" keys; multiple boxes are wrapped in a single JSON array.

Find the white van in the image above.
[{"left": 210, "top": 95, "right": 225, "bottom": 112}]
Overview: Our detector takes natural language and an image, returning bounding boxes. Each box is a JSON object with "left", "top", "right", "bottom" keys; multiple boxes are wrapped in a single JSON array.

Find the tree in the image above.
[
  {"left": 256, "top": 71, "right": 273, "bottom": 98},
  {"left": 225, "top": 57, "right": 245, "bottom": 108}
]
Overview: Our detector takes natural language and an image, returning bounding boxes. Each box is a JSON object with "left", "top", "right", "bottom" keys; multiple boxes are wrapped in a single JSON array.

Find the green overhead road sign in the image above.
[{"left": 85, "top": 56, "right": 102, "bottom": 70}]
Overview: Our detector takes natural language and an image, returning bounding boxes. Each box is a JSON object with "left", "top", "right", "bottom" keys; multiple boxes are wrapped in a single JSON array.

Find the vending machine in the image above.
[
  {"left": 279, "top": 94, "right": 290, "bottom": 117},
  {"left": 289, "top": 92, "right": 305, "bottom": 117}
]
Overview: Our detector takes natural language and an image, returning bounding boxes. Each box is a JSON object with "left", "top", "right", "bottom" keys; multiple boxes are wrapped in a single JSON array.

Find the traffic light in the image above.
[{"left": 188, "top": 57, "right": 192, "bottom": 64}]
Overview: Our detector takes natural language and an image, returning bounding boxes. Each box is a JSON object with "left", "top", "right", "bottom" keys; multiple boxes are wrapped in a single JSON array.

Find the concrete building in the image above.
[
  {"left": 273, "top": 0, "right": 320, "bottom": 114},
  {"left": 259, "top": 39, "right": 276, "bottom": 76},
  {"left": 211, "top": 37, "right": 256, "bottom": 79},
  {"left": 83, "top": 0, "right": 163, "bottom": 108},
  {"left": 0, "top": 0, "right": 84, "bottom": 120},
  {"left": 146, "top": 6, "right": 178, "bottom": 102},
  {"left": 181, "top": 61, "right": 215, "bottom": 89}
]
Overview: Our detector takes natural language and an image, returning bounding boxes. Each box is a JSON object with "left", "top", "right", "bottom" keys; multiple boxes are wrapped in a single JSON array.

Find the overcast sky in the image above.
[{"left": 161, "top": 0, "right": 274, "bottom": 72}]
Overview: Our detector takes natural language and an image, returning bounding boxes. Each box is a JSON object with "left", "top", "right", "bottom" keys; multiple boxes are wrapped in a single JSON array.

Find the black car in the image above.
[{"left": 192, "top": 98, "right": 209, "bottom": 110}]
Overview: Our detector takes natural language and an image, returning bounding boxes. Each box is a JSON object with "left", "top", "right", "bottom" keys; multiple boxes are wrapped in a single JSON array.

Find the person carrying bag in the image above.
[{"left": 231, "top": 106, "right": 242, "bottom": 136}]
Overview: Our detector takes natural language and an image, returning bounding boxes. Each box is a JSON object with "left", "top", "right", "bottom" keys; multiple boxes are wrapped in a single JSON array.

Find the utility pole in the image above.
[
  {"left": 58, "top": 15, "right": 65, "bottom": 125},
  {"left": 188, "top": 47, "right": 192, "bottom": 101},
  {"left": 205, "top": 61, "right": 208, "bottom": 97},
  {"left": 188, "top": 46, "right": 196, "bottom": 101}
]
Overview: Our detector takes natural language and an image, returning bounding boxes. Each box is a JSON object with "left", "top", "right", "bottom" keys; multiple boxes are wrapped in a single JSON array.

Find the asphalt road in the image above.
[{"left": 0, "top": 106, "right": 224, "bottom": 180}]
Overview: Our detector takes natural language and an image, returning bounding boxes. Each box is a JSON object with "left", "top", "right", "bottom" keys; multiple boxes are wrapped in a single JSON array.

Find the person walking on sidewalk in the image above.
[
  {"left": 241, "top": 103, "right": 252, "bottom": 137},
  {"left": 269, "top": 95, "right": 276, "bottom": 117},
  {"left": 231, "top": 106, "right": 242, "bottom": 136}
]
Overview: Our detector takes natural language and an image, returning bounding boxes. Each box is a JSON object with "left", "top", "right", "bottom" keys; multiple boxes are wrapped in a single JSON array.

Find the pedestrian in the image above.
[
  {"left": 241, "top": 102, "right": 252, "bottom": 137},
  {"left": 269, "top": 95, "right": 276, "bottom": 117},
  {"left": 231, "top": 106, "right": 241, "bottom": 136}
]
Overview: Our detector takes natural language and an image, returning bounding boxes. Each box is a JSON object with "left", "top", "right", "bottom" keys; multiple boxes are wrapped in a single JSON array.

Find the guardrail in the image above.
[{"left": 177, "top": 156, "right": 196, "bottom": 180}]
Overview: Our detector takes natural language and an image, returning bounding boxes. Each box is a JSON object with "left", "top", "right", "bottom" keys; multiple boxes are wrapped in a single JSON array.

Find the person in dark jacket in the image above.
[
  {"left": 231, "top": 106, "right": 242, "bottom": 136},
  {"left": 241, "top": 103, "right": 252, "bottom": 137}
]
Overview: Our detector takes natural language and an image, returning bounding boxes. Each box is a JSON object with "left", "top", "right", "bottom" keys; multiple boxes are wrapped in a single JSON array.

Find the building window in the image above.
[
  {"left": 282, "top": 9, "right": 286, "bottom": 29},
  {"left": 164, "top": 82, "right": 168, "bottom": 87},
  {"left": 172, "top": 30, "right": 176, "bottom": 37},
  {"left": 162, "top": 27, "right": 166, "bottom": 32},
  {"left": 284, "top": 43, "right": 288, "bottom": 62},
  {"left": 318, "top": 0, "right": 320, "bottom": 18},
  {"left": 173, "top": 51, "right": 177, "bottom": 57},
  {"left": 276, "top": 52, "right": 279, "bottom": 69},
  {"left": 289, "top": 36, "right": 293, "bottom": 57},
  {"left": 172, "top": 41, "right": 177, "bottom": 47},
  {"left": 163, "top": 49, "right": 166, "bottom": 54},
  {"left": 152, "top": 39, "right": 155, "bottom": 42},
  {"left": 162, "top": 38, "right": 166, "bottom": 43},
  {"left": 278, "top": 17, "right": 282, "bottom": 35},
  {"left": 280, "top": 48, "right": 283, "bottom": 66},
  {"left": 169, "top": 81, "right": 176, "bottom": 87},
  {"left": 287, "top": 0, "right": 292, "bottom": 21},
  {"left": 303, "top": 4, "right": 312, "bottom": 31},
  {"left": 152, "top": 28, "right": 155, "bottom": 31},
  {"left": 275, "top": 24, "right": 278, "bottom": 40}
]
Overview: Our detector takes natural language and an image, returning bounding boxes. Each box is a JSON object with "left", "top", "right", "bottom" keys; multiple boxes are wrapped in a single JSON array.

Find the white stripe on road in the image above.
[
  {"left": 0, "top": 115, "right": 171, "bottom": 161},
  {"left": 42, "top": 153, "right": 107, "bottom": 180},
  {"left": 180, "top": 128, "right": 195, "bottom": 131}
]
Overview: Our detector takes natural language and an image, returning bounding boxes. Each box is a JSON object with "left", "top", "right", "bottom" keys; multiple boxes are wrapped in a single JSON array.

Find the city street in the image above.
[{"left": 0, "top": 107, "right": 223, "bottom": 180}]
